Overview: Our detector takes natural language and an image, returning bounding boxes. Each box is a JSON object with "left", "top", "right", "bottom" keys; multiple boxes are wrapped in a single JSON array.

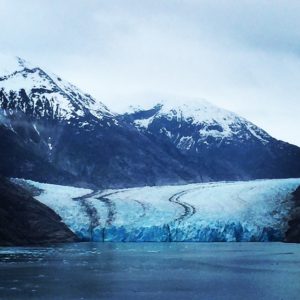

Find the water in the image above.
[{"left": 0, "top": 243, "right": 300, "bottom": 300}]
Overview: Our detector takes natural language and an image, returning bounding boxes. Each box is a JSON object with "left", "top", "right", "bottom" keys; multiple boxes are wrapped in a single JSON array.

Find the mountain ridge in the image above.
[{"left": 1, "top": 55, "right": 300, "bottom": 187}]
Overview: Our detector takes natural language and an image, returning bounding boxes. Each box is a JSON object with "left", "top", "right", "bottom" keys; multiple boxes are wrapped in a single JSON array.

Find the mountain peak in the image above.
[
  {"left": 125, "top": 98, "right": 272, "bottom": 150},
  {"left": 0, "top": 54, "right": 29, "bottom": 76},
  {"left": 0, "top": 55, "right": 112, "bottom": 121},
  {"left": 158, "top": 98, "right": 238, "bottom": 124}
]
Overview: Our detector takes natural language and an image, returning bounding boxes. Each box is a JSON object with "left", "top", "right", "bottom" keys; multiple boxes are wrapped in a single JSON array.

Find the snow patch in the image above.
[
  {"left": 177, "top": 136, "right": 194, "bottom": 150},
  {"left": 134, "top": 117, "right": 153, "bottom": 129}
]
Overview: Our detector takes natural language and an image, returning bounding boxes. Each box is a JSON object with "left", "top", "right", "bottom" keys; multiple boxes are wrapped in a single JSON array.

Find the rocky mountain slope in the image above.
[
  {"left": 285, "top": 186, "right": 300, "bottom": 242},
  {"left": 0, "top": 176, "right": 77, "bottom": 246}
]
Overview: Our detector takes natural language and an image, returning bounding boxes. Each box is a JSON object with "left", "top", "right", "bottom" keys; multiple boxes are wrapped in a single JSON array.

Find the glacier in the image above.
[{"left": 17, "top": 178, "right": 300, "bottom": 242}]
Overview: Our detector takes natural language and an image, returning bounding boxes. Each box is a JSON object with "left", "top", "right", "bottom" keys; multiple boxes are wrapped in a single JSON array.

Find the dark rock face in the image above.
[
  {"left": 285, "top": 186, "right": 300, "bottom": 243},
  {"left": 52, "top": 121, "right": 198, "bottom": 187},
  {"left": 0, "top": 112, "right": 197, "bottom": 188},
  {"left": 0, "top": 124, "right": 76, "bottom": 185},
  {"left": 0, "top": 176, "right": 77, "bottom": 246}
]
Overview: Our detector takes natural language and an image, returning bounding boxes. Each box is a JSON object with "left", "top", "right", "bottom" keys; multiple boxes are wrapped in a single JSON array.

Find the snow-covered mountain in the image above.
[
  {"left": 122, "top": 100, "right": 300, "bottom": 181},
  {"left": 124, "top": 99, "right": 271, "bottom": 152},
  {"left": 0, "top": 54, "right": 112, "bottom": 121},
  {"left": 1, "top": 55, "right": 300, "bottom": 186}
]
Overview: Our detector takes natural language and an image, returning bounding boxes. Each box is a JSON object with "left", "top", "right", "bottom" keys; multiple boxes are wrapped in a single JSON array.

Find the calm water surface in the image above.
[{"left": 0, "top": 242, "right": 300, "bottom": 300}]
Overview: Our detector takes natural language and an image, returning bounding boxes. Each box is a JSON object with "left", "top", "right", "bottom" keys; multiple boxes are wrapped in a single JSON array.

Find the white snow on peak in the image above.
[
  {"left": 0, "top": 54, "right": 33, "bottom": 76},
  {"left": 46, "top": 70, "right": 112, "bottom": 119},
  {"left": 132, "top": 98, "right": 271, "bottom": 143},
  {"left": 159, "top": 98, "right": 238, "bottom": 124},
  {"left": 0, "top": 54, "right": 113, "bottom": 120}
]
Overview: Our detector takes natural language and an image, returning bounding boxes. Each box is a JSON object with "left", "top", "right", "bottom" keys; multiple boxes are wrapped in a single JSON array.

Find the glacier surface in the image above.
[{"left": 20, "top": 178, "right": 300, "bottom": 242}]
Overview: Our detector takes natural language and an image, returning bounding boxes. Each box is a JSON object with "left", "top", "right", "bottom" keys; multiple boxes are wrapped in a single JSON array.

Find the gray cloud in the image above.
[{"left": 1, "top": 0, "right": 300, "bottom": 145}]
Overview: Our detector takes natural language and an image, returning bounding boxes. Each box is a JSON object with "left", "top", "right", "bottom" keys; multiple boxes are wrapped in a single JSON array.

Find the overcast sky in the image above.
[{"left": 1, "top": 0, "right": 300, "bottom": 145}]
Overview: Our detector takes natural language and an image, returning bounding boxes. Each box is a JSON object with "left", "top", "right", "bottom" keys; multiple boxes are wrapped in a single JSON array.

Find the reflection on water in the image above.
[{"left": 0, "top": 242, "right": 300, "bottom": 300}]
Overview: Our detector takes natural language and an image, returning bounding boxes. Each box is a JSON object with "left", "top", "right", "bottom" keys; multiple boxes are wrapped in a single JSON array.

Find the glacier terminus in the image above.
[{"left": 13, "top": 178, "right": 300, "bottom": 242}]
